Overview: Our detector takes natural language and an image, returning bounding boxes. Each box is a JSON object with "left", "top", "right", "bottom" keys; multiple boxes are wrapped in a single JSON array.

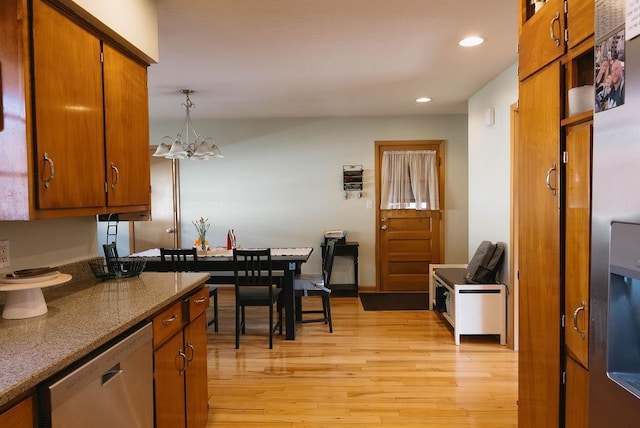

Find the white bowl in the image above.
[{"left": 568, "top": 85, "right": 594, "bottom": 116}]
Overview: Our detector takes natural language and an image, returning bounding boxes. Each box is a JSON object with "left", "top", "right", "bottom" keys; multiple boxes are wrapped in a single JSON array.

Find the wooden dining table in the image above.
[{"left": 129, "top": 247, "right": 313, "bottom": 340}]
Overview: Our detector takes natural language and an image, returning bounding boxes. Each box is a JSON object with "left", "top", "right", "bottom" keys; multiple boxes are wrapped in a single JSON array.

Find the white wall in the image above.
[
  {"left": 468, "top": 62, "right": 518, "bottom": 348},
  {"left": 467, "top": 62, "right": 518, "bottom": 264},
  {"left": 151, "top": 115, "right": 469, "bottom": 286},
  {"left": 63, "top": 0, "right": 159, "bottom": 63},
  {"left": 0, "top": 217, "right": 98, "bottom": 273}
]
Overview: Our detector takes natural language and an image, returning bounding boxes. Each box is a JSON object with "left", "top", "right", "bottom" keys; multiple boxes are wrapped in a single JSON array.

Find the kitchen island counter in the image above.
[{"left": 0, "top": 271, "right": 210, "bottom": 408}]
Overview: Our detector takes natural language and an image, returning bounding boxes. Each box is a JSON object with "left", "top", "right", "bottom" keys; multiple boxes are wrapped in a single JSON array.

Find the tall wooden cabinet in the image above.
[
  {"left": 563, "top": 120, "right": 592, "bottom": 428},
  {"left": 518, "top": 59, "right": 562, "bottom": 428},
  {"left": 517, "top": 1, "right": 594, "bottom": 427},
  {"left": 0, "top": 0, "right": 150, "bottom": 220}
]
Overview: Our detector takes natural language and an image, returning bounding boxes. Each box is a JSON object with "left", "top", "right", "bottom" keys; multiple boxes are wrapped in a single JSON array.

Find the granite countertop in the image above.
[{"left": 0, "top": 270, "right": 210, "bottom": 408}]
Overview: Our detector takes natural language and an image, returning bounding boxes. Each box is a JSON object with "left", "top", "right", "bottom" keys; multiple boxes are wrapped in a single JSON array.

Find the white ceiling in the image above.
[{"left": 148, "top": 0, "right": 518, "bottom": 121}]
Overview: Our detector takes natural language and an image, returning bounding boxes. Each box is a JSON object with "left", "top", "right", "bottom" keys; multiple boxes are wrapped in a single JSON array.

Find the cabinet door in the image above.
[
  {"left": 519, "top": 0, "right": 566, "bottom": 81},
  {"left": 185, "top": 313, "right": 209, "bottom": 428},
  {"left": 565, "top": 122, "right": 592, "bottom": 367},
  {"left": 0, "top": 397, "right": 34, "bottom": 428},
  {"left": 103, "top": 43, "right": 151, "bottom": 208},
  {"left": 154, "top": 331, "right": 186, "bottom": 428},
  {"left": 518, "top": 62, "right": 561, "bottom": 428},
  {"left": 567, "top": 0, "right": 594, "bottom": 49},
  {"left": 565, "top": 356, "right": 589, "bottom": 428},
  {"left": 32, "top": 0, "right": 105, "bottom": 209}
]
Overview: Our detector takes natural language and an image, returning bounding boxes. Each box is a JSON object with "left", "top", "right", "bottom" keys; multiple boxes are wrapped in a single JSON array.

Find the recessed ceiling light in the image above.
[
  {"left": 459, "top": 36, "right": 485, "bottom": 47},
  {"left": 416, "top": 97, "right": 432, "bottom": 103}
]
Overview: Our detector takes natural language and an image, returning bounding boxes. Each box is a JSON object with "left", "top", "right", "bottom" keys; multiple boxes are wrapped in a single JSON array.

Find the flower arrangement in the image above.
[{"left": 192, "top": 217, "right": 210, "bottom": 251}]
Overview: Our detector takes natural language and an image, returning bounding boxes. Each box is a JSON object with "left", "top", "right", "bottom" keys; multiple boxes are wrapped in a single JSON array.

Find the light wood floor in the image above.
[{"left": 204, "top": 289, "right": 518, "bottom": 427}]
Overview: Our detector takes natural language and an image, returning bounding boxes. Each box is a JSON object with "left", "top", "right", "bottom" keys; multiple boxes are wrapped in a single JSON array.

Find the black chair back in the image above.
[
  {"left": 160, "top": 248, "right": 198, "bottom": 272},
  {"left": 233, "top": 248, "right": 273, "bottom": 290},
  {"left": 322, "top": 240, "right": 337, "bottom": 287}
]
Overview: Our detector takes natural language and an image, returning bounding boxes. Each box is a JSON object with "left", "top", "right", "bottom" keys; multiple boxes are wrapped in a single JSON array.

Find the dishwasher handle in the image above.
[{"left": 101, "top": 363, "right": 123, "bottom": 386}]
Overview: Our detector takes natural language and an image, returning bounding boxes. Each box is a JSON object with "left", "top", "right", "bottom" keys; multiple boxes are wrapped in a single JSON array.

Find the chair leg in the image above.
[
  {"left": 207, "top": 287, "right": 219, "bottom": 332},
  {"left": 324, "top": 293, "right": 333, "bottom": 333},
  {"left": 277, "top": 298, "right": 283, "bottom": 335},
  {"left": 241, "top": 306, "right": 246, "bottom": 334},
  {"left": 269, "top": 304, "right": 273, "bottom": 349},
  {"left": 213, "top": 288, "right": 219, "bottom": 332},
  {"left": 235, "top": 302, "right": 241, "bottom": 349}
]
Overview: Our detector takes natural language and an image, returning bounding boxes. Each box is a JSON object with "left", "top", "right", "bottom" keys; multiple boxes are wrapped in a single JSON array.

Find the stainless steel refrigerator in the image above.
[{"left": 590, "top": 0, "right": 640, "bottom": 425}]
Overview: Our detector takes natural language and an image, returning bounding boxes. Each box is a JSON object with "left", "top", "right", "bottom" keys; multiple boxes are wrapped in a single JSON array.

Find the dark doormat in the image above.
[{"left": 359, "top": 292, "right": 429, "bottom": 311}]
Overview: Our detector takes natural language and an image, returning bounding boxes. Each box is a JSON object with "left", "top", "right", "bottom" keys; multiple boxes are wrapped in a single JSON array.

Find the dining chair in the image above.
[
  {"left": 159, "top": 247, "right": 198, "bottom": 272},
  {"left": 294, "top": 239, "right": 335, "bottom": 333},
  {"left": 160, "top": 248, "right": 219, "bottom": 331},
  {"left": 233, "top": 248, "right": 282, "bottom": 349}
]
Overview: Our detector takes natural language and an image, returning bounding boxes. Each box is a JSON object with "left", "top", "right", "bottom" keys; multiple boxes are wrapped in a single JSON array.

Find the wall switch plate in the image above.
[{"left": 0, "top": 239, "right": 9, "bottom": 269}]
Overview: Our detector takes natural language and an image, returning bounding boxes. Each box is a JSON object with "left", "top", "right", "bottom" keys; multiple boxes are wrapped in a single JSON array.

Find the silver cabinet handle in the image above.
[
  {"left": 549, "top": 12, "right": 561, "bottom": 47},
  {"left": 572, "top": 301, "right": 587, "bottom": 340},
  {"left": 110, "top": 163, "right": 120, "bottom": 190},
  {"left": 162, "top": 313, "right": 177, "bottom": 325},
  {"left": 381, "top": 225, "right": 387, "bottom": 231},
  {"left": 545, "top": 163, "right": 557, "bottom": 196},
  {"left": 178, "top": 350, "right": 187, "bottom": 375},
  {"left": 43, "top": 152, "right": 55, "bottom": 188},
  {"left": 186, "top": 342, "right": 195, "bottom": 364},
  {"left": 195, "top": 296, "right": 207, "bottom": 304}
]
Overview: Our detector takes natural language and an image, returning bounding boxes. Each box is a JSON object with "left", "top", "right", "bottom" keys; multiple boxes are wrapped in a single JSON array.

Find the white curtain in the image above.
[{"left": 380, "top": 150, "right": 439, "bottom": 210}]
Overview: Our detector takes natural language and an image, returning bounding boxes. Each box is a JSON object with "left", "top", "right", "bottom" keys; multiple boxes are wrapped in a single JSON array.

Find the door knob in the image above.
[
  {"left": 381, "top": 225, "right": 387, "bottom": 231},
  {"left": 381, "top": 217, "right": 387, "bottom": 222},
  {"left": 165, "top": 228, "right": 175, "bottom": 234}
]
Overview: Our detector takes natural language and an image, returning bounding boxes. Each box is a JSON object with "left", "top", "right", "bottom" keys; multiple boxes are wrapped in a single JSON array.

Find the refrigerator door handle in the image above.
[{"left": 545, "top": 163, "right": 557, "bottom": 196}]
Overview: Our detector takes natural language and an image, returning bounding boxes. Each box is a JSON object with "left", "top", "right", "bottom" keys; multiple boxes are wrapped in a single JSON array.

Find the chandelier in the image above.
[{"left": 153, "top": 89, "right": 224, "bottom": 160}]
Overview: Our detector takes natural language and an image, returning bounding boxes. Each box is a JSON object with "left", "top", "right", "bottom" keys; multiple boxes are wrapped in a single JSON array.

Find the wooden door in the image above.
[
  {"left": 564, "top": 121, "right": 591, "bottom": 367},
  {"left": 154, "top": 331, "right": 186, "bottom": 428},
  {"left": 509, "top": 102, "right": 520, "bottom": 350},
  {"left": 103, "top": 43, "right": 151, "bottom": 208},
  {"left": 185, "top": 313, "right": 209, "bottom": 428},
  {"left": 375, "top": 141, "right": 444, "bottom": 292},
  {"left": 131, "top": 153, "right": 179, "bottom": 252},
  {"left": 518, "top": 62, "right": 561, "bottom": 428},
  {"left": 32, "top": 0, "right": 105, "bottom": 209}
]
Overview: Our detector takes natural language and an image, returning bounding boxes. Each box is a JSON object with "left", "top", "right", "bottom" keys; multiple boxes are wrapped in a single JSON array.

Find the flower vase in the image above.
[{"left": 199, "top": 234, "right": 208, "bottom": 252}]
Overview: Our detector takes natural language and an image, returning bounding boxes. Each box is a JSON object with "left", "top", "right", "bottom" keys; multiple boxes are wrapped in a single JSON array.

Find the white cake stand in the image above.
[{"left": 0, "top": 273, "right": 72, "bottom": 319}]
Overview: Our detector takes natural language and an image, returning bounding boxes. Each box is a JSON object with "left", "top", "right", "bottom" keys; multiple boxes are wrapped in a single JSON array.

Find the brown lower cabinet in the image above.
[
  {"left": 153, "top": 286, "right": 209, "bottom": 427},
  {"left": 565, "top": 356, "right": 589, "bottom": 428},
  {"left": 0, "top": 397, "right": 34, "bottom": 427}
]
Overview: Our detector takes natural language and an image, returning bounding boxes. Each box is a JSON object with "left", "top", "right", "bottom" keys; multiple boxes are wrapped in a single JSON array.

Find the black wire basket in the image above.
[{"left": 89, "top": 257, "right": 147, "bottom": 280}]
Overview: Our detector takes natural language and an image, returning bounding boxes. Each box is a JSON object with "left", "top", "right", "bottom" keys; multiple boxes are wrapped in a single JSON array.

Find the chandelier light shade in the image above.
[{"left": 153, "top": 89, "right": 224, "bottom": 160}]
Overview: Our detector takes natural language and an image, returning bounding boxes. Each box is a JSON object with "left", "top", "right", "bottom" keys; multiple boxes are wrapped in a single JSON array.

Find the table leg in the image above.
[{"left": 283, "top": 264, "right": 296, "bottom": 340}]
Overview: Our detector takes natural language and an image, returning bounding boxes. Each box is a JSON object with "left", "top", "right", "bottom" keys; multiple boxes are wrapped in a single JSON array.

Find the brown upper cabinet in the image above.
[
  {"left": 566, "top": 0, "right": 595, "bottom": 49},
  {"left": 519, "top": 0, "right": 595, "bottom": 82},
  {"left": 519, "top": 0, "right": 566, "bottom": 81},
  {"left": 0, "top": 0, "right": 150, "bottom": 220}
]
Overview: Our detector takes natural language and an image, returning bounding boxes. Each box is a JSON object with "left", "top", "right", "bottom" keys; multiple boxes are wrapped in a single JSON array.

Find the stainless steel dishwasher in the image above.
[{"left": 42, "top": 323, "right": 154, "bottom": 427}]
